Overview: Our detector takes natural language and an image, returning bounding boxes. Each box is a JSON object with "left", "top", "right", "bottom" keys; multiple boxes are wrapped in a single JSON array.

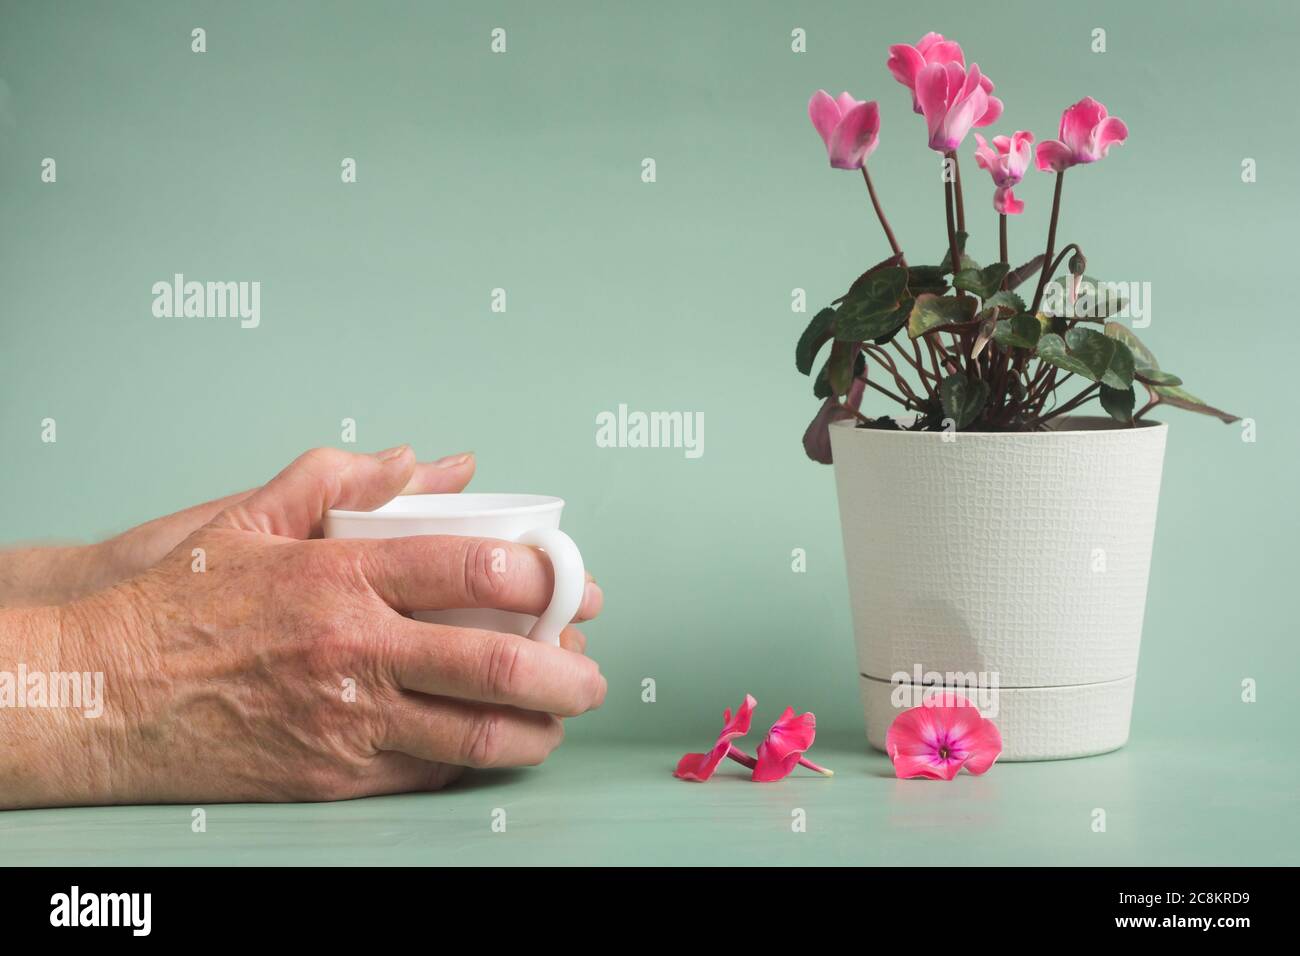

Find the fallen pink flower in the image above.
[
  {"left": 673, "top": 694, "right": 756, "bottom": 781},
  {"left": 885, "top": 693, "right": 1002, "bottom": 780},
  {"left": 742, "top": 707, "right": 834, "bottom": 782},
  {"left": 916, "top": 61, "right": 992, "bottom": 153},
  {"left": 888, "top": 33, "right": 1002, "bottom": 128},
  {"left": 808, "top": 90, "right": 881, "bottom": 170},
  {"left": 1035, "top": 96, "right": 1128, "bottom": 172}
]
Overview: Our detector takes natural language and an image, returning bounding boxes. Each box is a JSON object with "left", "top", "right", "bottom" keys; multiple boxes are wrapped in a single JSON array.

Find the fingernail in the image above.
[
  {"left": 434, "top": 452, "right": 473, "bottom": 468},
  {"left": 377, "top": 444, "right": 410, "bottom": 462},
  {"left": 583, "top": 580, "right": 602, "bottom": 609}
]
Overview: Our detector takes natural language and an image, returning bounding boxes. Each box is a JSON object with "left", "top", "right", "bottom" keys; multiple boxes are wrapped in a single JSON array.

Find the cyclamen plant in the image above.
[{"left": 798, "top": 32, "right": 1238, "bottom": 462}]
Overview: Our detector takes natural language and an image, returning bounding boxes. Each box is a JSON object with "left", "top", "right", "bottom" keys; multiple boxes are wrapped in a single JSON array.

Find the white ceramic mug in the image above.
[{"left": 322, "top": 494, "right": 585, "bottom": 646}]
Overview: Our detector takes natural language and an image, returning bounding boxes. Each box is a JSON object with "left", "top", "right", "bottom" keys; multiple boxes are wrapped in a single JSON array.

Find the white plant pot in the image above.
[{"left": 828, "top": 416, "right": 1168, "bottom": 760}]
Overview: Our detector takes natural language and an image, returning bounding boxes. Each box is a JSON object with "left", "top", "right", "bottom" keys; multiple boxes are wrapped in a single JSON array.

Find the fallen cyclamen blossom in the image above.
[
  {"left": 801, "top": 377, "right": 864, "bottom": 464},
  {"left": 916, "top": 62, "right": 992, "bottom": 153},
  {"left": 888, "top": 33, "right": 1002, "bottom": 128},
  {"left": 1035, "top": 96, "right": 1128, "bottom": 172},
  {"left": 808, "top": 91, "right": 881, "bottom": 170},
  {"left": 674, "top": 694, "right": 756, "bottom": 781},
  {"left": 752, "top": 707, "right": 834, "bottom": 782},
  {"left": 885, "top": 693, "right": 1002, "bottom": 780}
]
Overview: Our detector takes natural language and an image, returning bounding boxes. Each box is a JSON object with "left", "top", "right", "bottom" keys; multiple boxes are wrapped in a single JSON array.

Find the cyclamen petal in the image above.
[
  {"left": 674, "top": 694, "right": 757, "bottom": 781},
  {"left": 753, "top": 707, "right": 818, "bottom": 782}
]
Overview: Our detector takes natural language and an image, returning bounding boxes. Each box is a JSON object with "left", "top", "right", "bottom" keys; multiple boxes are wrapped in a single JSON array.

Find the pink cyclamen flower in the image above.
[
  {"left": 752, "top": 707, "right": 833, "bottom": 782},
  {"left": 887, "top": 33, "right": 1002, "bottom": 128},
  {"left": 808, "top": 91, "right": 881, "bottom": 170},
  {"left": 974, "top": 131, "right": 1034, "bottom": 215},
  {"left": 673, "top": 694, "right": 756, "bottom": 781},
  {"left": 885, "top": 693, "right": 1003, "bottom": 780},
  {"left": 1035, "top": 96, "right": 1128, "bottom": 172},
  {"left": 916, "top": 62, "right": 993, "bottom": 153}
]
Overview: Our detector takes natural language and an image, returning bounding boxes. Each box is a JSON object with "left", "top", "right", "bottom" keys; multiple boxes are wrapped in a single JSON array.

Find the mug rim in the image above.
[{"left": 326, "top": 493, "right": 564, "bottom": 521}]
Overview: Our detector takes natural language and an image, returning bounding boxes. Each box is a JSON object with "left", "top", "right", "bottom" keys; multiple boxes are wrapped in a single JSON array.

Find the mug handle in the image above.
[{"left": 514, "top": 528, "right": 585, "bottom": 646}]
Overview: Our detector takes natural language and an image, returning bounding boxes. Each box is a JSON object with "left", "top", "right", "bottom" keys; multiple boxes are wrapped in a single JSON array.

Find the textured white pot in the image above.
[{"left": 828, "top": 416, "right": 1168, "bottom": 760}]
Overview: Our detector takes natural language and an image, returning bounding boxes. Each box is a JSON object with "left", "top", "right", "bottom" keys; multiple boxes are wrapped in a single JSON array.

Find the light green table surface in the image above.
[{"left": 2, "top": 734, "right": 1294, "bottom": 867}]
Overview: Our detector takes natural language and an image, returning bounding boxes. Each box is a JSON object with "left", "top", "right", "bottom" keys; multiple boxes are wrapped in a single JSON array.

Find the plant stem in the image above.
[
  {"left": 950, "top": 151, "right": 966, "bottom": 234},
  {"left": 944, "top": 174, "right": 962, "bottom": 297},
  {"left": 863, "top": 374, "right": 924, "bottom": 411},
  {"left": 1029, "top": 171, "right": 1065, "bottom": 313},
  {"left": 860, "top": 166, "right": 905, "bottom": 265},
  {"left": 999, "top": 214, "right": 1008, "bottom": 266},
  {"left": 1037, "top": 381, "right": 1100, "bottom": 425},
  {"left": 725, "top": 746, "right": 833, "bottom": 777}
]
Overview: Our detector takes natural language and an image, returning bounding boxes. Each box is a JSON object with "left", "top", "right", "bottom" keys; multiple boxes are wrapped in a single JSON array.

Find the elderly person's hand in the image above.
[{"left": 0, "top": 446, "right": 604, "bottom": 808}]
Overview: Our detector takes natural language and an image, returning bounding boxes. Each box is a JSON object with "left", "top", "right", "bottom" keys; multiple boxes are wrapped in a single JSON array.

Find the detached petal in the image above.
[
  {"left": 753, "top": 707, "right": 818, "bottom": 782},
  {"left": 674, "top": 694, "right": 757, "bottom": 781}
]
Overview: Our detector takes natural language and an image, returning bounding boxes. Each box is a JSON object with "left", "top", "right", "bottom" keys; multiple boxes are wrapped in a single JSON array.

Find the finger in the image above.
[
  {"left": 400, "top": 453, "right": 475, "bottom": 495},
  {"left": 214, "top": 445, "right": 419, "bottom": 538},
  {"left": 558, "top": 624, "right": 586, "bottom": 655},
  {"left": 387, "top": 618, "right": 606, "bottom": 717},
  {"left": 358, "top": 535, "right": 603, "bottom": 620},
  {"left": 381, "top": 693, "right": 566, "bottom": 769}
]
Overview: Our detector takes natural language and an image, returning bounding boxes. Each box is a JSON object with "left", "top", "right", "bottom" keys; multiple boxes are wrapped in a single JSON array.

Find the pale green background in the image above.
[{"left": 1, "top": 0, "right": 1297, "bottom": 865}]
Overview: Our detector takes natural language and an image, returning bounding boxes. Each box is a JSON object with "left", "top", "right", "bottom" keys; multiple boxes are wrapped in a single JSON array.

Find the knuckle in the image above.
[
  {"left": 481, "top": 635, "right": 525, "bottom": 701},
  {"left": 463, "top": 714, "right": 506, "bottom": 768},
  {"left": 301, "top": 446, "right": 348, "bottom": 471},
  {"left": 461, "top": 538, "right": 510, "bottom": 607}
]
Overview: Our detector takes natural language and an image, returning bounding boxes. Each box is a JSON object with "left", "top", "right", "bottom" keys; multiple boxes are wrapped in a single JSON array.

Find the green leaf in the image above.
[
  {"left": 1099, "top": 384, "right": 1135, "bottom": 423},
  {"left": 813, "top": 360, "right": 831, "bottom": 398},
  {"left": 1035, "top": 333, "right": 1099, "bottom": 380},
  {"left": 939, "top": 374, "right": 989, "bottom": 429},
  {"left": 1043, "top": 276, "right": 1127, "bottom": 320},
  {"left": 954, "top": 262, "right": 1010, "bottom": 300},
  {"left": 1150, "top": 386, "right": 1241, "bottom": 424},
  {"left": 834, "top": 266, "right": 909, "bottom": 341},
  {"left": 992, "top": 313, "right": 1042, "bottom": 349},
  {"left": 1065, "top": 327, "right": 1134, "bottom": 388},
  {"left": 1103, "top": 322, "right": 1182, "bottom": 386},
  {"left": 907, "top": 293, "right": 978, "bottom": 339},
  {"left": 982, "top": 290, "right": 1026, "bottom": 316},
  {"left": 906, "top": 265, "right": 949, "bottom": 298},
  {"left": 827, "top": 341, "right": 856, "bottom": 395},
  {"left": 795, "top": 307, "right": 836, "bottom": 375},
  {"left": 870, "top": 300, "right": 913, "bottom": 345},
  {"left": 938, "top": 231, "right": 978, "bottom": 274}
]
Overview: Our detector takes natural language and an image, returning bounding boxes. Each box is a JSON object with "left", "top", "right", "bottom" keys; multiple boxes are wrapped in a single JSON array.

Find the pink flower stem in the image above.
[
  {"left": 952, "top": 151, "right": 966, "bottom": 234},
  {"left": 999, "top": 214, "right": 1008, "bottom": 268},
  {"left": 859, "top": 166, "right": 905, "bottom": 265},
  {"left": 726, "top": 745, "right": 834, "bottom": 776}
]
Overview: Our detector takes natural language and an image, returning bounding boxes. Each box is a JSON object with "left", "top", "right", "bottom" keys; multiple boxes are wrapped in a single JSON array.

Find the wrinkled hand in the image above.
[{"left": 61, "top": 446, "right": 604, "bottom": 804}]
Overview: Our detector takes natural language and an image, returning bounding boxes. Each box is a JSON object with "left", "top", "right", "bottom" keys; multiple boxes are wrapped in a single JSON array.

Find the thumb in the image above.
[{"left": 216, "top": 445, "right": 418, "bottom": 539}]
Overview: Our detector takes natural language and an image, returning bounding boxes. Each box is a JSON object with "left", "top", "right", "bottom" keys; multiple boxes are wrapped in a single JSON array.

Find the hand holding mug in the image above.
[{"left": 0, "top": 446, "right": 604, "bottom": 808}]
